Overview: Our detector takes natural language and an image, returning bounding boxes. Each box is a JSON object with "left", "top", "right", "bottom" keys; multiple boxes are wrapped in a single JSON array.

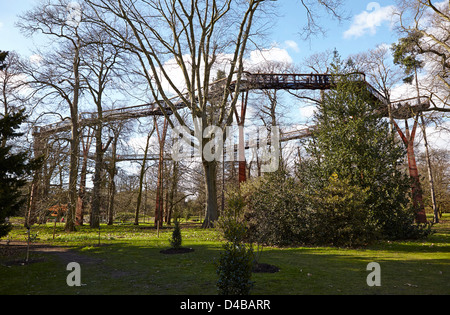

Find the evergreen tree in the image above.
[
  {"left": 391, "top": 31, "right": 423, "bottom": 84},
  {"left": 0, "top": 110, "right": 41, "bottom": 237},
  {"left": 302, "top": 52, "right": 427, "bottom": 240},
  {"left": 0, "top": 51, "right": 8, "bottom": 70},
  {"left": 169, "top": 219, "right": 182, "bottom": 249}
]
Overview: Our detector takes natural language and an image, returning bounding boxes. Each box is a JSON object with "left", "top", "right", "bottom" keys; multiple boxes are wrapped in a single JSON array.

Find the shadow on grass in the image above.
[
  {"left": 250, "top": 246, "right": 449, "bottom": 295},
  {"left": 3, "top": 220, "right": 449, "bottom": 295},
  {"left": 66, "top": 242, "right": 222, "bottom": 295},
  {"left": 2, "top": 238, "right": 447, "bottom": 295}
]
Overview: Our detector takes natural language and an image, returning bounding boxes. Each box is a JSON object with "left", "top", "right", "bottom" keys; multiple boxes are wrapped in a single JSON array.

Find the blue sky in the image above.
[
  {"left": 0, "top": 1, "right": 420, "bottom": 130},
  {"left": 2, "top": 1, "right": 448, "bottom": 161},
  {"left": 1, "top": 0, "right": 399, "bottom": 62},
  {"left": 269, "top": 0, "right": 399, "bottom": 65},
  {"left": 0, "top": 0, "right": 34, "bottom": 54}
]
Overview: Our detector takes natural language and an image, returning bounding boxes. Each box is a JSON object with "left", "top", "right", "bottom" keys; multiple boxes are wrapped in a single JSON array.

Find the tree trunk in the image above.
[
  {"left": 65, "top": 42, "right": 81, "bottom": 233},
  {"left": 66, "top": 124, "right": 79, "bottom": 232},
  {"left": 202, "top": 160, "right": 218, "bottom": 228},
  {"left": 237, "top": 123, "right": 246, "bottom": 184},
  {"left": 166, "top": 161, "right": 178, "bottom": 225},
  {"left": 155, "top": 162, "right": 164, "bottom": 228},
  {"left": 90, "top": 124, "right": 103, "bottom": 229},
  {"left": 107, "top": 175, "right": 116, "bottom": 225},
  {"left": 76, "top": 151, "right": 88, "bottom": 226},
  {"left": 393, "top": 117, "right": 427, "bottom": 223},
  {"left": 164, "top": 189, "right": 169, "bottom": 223},
  {"left": 412, "top": 68, "right": 435, "bottom": 223},
  {"left": 27, "top": 133, "right": 45, "bottom": 227},
  {"left": 406, "top": 135, "right": 426, "bottom": 223},
  {"left": 107, "top": 139, "right": 118, "bottom": 226},
  {"left": 135, "top": 129, "right": 153, "bottom": 225},
  {"left": 237, "top": 92, "right": 248, "bottom": 185},
  {"left": 154, "top": 118, "right": 168, "bottom": 228},
  {"left": 27, "top": 180, "right": 40, "bottom": 227},
  {"left": 77, "top": 129, "right": 93, "bottom": 226},
  {"left": 420, "top": 114, "right": 438, "bottom": 223}
]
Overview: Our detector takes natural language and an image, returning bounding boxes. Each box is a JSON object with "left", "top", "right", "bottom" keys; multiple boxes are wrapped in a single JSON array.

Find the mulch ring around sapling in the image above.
[
  {"left": 159, "top": 247, "right": 195, "bottom": 254},
  {"left": 252, "top": 262, "right": 280, "bottom": 273}
]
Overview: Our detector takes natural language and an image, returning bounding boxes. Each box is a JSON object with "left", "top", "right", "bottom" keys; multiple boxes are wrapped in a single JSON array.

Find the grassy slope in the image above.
[{"left": 1, "top": 215, "right": 449, "bottom": 295}]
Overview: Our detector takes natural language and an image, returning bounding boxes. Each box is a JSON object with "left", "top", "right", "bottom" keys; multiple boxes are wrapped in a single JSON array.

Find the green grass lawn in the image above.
[{"left": 1, "top": 215, "right": 449, "bottom": 295}]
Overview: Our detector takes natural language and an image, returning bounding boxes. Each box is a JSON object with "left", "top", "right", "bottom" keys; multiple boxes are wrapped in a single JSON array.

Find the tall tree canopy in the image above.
[{"left": 301, "top": 52, "right": 428, "bottom": 240}]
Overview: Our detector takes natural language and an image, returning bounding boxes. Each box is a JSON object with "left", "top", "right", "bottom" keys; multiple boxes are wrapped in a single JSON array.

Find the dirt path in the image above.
[
  {"left": 0, "top": 241, "right": 104, "bottom": 266},
  {"left": 1, "top": 241, "right": 143, "bottom": 285}
]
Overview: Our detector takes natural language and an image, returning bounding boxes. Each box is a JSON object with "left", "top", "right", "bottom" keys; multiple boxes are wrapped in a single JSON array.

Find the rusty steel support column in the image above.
[
  {"left": 27, "top": 129, "right": 45, "bottom": 227},
  {"left": 236, "top": 91, "right": 249, "bottom": 185},
  {"left": 393, "top": 117, "right": 427, "bottom": 224}
]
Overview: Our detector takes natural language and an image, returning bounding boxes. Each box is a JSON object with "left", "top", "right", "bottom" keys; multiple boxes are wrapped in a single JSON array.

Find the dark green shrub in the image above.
[
  {"left": 216, "top": 241, "right": 254, "bottom": 295},
  {"left": 242, "top": 171, "right": 309, "bottom": 246},
  {"left": 169, "top": 220, "right": 182, "bottom": 249},
  {"left": 305, "top": 174, "right": 377, "bottom": 247},
  {"left": 216, "top": 187, "right": 247, "bottom": 243},
  {"left": 216, "top": 187, "right": 254, "bottom": 295}
]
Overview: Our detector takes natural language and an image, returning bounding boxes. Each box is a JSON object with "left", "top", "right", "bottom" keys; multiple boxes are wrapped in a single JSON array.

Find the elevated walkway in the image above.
[{"left": 32, "top": 71, "right": 430, "bottom": 139}]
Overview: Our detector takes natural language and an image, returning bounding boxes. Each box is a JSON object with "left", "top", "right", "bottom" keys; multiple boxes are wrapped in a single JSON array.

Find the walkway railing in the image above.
[{"left": 33, "top": 71, "right": 430, "bottom": 137}]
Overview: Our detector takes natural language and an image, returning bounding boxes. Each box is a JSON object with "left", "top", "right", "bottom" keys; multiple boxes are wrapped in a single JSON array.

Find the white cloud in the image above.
[
  {"left": 158, "top": 56, "right": 190, "bottom": 95},
  {"left": 247, "top": 47, "right": 293, "bottom": 69},
  {"left": 29, "top": 54, "right": 43, "bottom": 65},
  {"left": 284, "top": 40, "right": 300, "bottom": 53},
  {"left": 343, "top": 2, "right": 396, "bottom": 39},
  {"left": 413, "top": 120, "right": 450, "bottom": 152},
  {"left": 154, "top": 46, "right": 294, "bottom": 97},
  {"left": 298, "top": 105, "right": 317, "bottom": 122},
  {"left": 157, "top": 52, "right": 236, "bottom": 95}
]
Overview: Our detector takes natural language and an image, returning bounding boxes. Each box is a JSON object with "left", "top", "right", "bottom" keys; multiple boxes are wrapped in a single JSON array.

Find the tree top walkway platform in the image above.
[{"left": 32, "top": 71, "right": 430, "bottom": 138}]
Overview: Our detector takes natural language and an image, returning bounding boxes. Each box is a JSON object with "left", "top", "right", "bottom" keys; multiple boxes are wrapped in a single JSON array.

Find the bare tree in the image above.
[
  {"left": 288, "top": 50, "right": 334, "bottom": 109},
  {"left": 297, "top": 0, "right": 348, "bottom": 40},
  {"left": 134, "top": 123, "right": 155, "bottom": 225},
  {"left": 76, "top": 126, "right": 94, "bottom": 225},
  {"left": 0, "top": 52, "right": 27, "bottom": 118},
  {"left": 395, "top": 0, "right": 450, "bottom": 111},
  {"left": 82, "top": 29, "right": 125, "bottom": 228},
  {"left": 154, "top": 116, "right": 169, "bottom": 228},
  {"left": 84, "top": 0, "right": 271, "bottom": 227},
  {"left": 105, "top": 121, "right": 126, "bottom": 225},
  {"left": 17, "top": 0, "right": 85, "bottom": 231},
  {"left": 351, "top": 44, "right": 404, "bottom": 131},
  {"left": 250, "top": 61, "right": 292, "bottom": 130},
  {"left": 418, "top": 148, "right": 450, "bottom": 220},
  {"left": 419, "top": 114, "right": 439, "bottom": 222}
]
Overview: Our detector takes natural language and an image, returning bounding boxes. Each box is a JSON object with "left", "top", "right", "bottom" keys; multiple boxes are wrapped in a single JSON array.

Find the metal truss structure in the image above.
[{"left": 32, "top": 71, "right": 429, "bottom": 139}]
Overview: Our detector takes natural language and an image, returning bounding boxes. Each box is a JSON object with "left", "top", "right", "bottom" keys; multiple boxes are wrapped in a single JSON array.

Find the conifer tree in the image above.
[
  {"left": 303, "top": 52, "right": 427, "bottom": 239},
  {"left": 0, "top": 110, "right": 41, "bottom": 237}
]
